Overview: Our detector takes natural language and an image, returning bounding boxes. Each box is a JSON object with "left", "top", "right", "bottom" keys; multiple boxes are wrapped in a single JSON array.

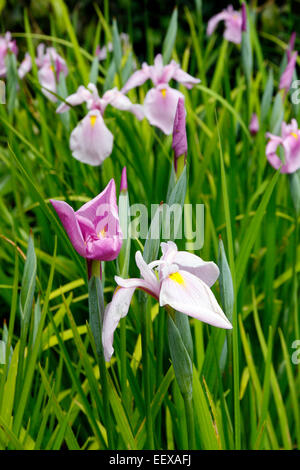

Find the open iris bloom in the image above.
[
  {"left": 121, "top": 54, "right": 200, "bottom": 135},
  {"left": 0, "top": 32, "right": 18, "bottom": 77},
  {"left": 102, "top": 241, "right": 232, "bottom": 362},
  {"left": 207, "top": 5, "right": 242, "bottom": 45},
  {"left": 266, "top": 119, "right": 300, "bottom": 174},
  {"left": 56, "top": 83, "right": 143, "bottom": 166},
  {"left": 50, "top": 179, "right": 122, "bottom": 262},
  {"left": 18, "top": 43, "right": 68, "bottom": 101}
]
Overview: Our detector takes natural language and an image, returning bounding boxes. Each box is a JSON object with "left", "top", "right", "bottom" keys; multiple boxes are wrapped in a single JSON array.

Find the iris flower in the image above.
[
  {"left": 18, "top": 44, "right": 68, "bottom": 101},
  {"left": 0, "top": 32, "right": 18, "bottom": 77},
  {"left": 56, "top": 83, "right": 143, "bottom": 166},
  {"left": 207, "top": 5, "right": 242, "bottom": 45},
  {"left": 266, "top": 119, "right": 300, "bottom": 174},
  {"left": 102, "top": 241, "right": 232, "bottom": 362},
  {"left": 50, "top": 179, "right": 122, "bottom": 261},
  {"left": 121, "top": 54, "right": 200, "bottom": 135}
]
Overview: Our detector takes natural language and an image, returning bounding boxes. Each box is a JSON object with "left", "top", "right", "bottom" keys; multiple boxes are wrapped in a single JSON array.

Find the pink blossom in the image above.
[
  {"left": 0, "top": 32, "right": 18, "bottom": 77},
  {"left": 207, "top": 5, "right": 242, "bottom": 45},
  {"left": 102, "top": 241, "right": 232, "bottom": 362},
  {"left": 57, "top": 83, "right": 144, "bottom": 166},
  {"left": 121, "top": 54, "right": 200, "bottom": 135},
  {"left": 266, "top": 119, "right": 300, "bottom": 173},
  {"left": 50, "top": 179, "right": 122, "bottom": 261}
]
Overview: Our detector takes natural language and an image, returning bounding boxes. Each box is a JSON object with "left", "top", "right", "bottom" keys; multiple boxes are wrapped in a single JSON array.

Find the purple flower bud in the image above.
[
  {"left": 120, "top": 167, "right": 128, "bottom": 193},
  {"left": 172, "top": 98, "right": 187, "bottom": 162},
  {"left": 241, "top": 3, "right": 247, "bottom": 32},
  {"left": 287, "top": 32, "right": 296, "bottom": 61},
  {"left": 249, "top": 113, "right": 259, "bottom": 136}
]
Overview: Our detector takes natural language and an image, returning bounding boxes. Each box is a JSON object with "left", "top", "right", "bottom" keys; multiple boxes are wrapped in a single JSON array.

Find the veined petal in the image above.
[
  {"left": 103, "top": 87, "right": 144, "bottom": 120},
  {"left": 69, "top": 110, "right": 113, "bottom": 166},
  {"left": 144, "top": 85, "right": 184, "bottom": 135},
  {"left": 18, "top": 53, "right": 32, "bottom": 79},
  {"left": 135, "top": 251, "right": 160, "bottom": 296},
  {"left": 56, "top": 85, "right": 92, "bottom": 113},
  {"left": 38, "top": 64, "right": 57, "bottom": 102},
  {"left": 160, "top": 270, "right": 232, "bottom": 329},
  {"left": 50, "top": 199, "right": 86, "bottom": 257},
  {"left": 172, "top": 67, "right": 200, "bottom": 89},
  {"left": 121, "top": 65, "right": 150, "bottom": 94},
  {"left": 102, "top": 286, "right": 136, "bottom": 362}
]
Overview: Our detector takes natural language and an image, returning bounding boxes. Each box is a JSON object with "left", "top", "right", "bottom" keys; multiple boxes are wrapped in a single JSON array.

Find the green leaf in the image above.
[{"left": 162, "top": 8, "right": 178, "bottom": 64}]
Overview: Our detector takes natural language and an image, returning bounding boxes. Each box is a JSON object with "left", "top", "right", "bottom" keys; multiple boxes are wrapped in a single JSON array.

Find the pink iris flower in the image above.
[
  {"left": 50, "top": 179, "right": 122, "bottom": 261},
  {"left": 102, "top": 241, "right": 232, "bottom": 362},
  {"left": 0, "top": 32, "right": 18, "bottom": 77},
  {"left": 121, "top": 54, "right": 200, "bottom": 135},
  {"left": 207, "top": 5, "right": 242, "bottom": 45},
  {"left": 56, "top": 83, "right": 143, "bottom": 166},
  {"left": 18, "top": 44, "right": 68, "bottom": 101},
  {"left": 266, "top": 119, "right": 300, "bottom": 174}
]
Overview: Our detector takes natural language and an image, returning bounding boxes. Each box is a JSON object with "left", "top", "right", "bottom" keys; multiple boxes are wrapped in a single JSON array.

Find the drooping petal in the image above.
[
  {"left": 121, "top": 65, "right": 150, "bottom": 94},
  {"left": 102, "top": 286, "right": 136, "bottom": 362},
  {"left": 102, "top": 87, "right": 144, "bottom": 120},
  {"left": 171, "top": 67, "right": 200, "bottom": 89},
  {"left": 207, "top": 11, "right": 230, "bottom": 36},
  {"left": 50, "top": 199, "right": 86, "bottom": 257},
  {"left": 18, "top": 53, "right": 32, "bottom": 79},
  {"left": 69, "top": 110, "right": 113, "bottom": 166},
  {"left": 56, "top": 85, "right": 92, "bottom": 113},
  {"left": 115, "top": 275, "right": 158, "bottom": 299},
  {"left": 144, "top": 85, "right": 184, "bottom": 135},
  {"left": 159, "top": 270, "right": 232, "bottom": 329}
]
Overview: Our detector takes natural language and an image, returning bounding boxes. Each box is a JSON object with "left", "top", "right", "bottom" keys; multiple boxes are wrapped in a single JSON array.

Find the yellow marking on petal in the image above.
[
  {"left": 161, "top": 88, "right": 167, "bottom": 98},
  {"left": 90, "top": 115, "right": 97, "bottom": 127},
  {"left": 291, "top": 132, "right": 298, "bottom": 139},
  {"left": 50, "top": 65, "right": 54, "bottom": 71},
  {"left": 169, "top": 272, "right": 185, "bottom": 286}
]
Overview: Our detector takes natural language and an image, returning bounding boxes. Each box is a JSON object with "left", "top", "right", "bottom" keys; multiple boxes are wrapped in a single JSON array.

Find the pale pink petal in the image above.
[
  {"left": 50, "top": 199, "right": 86, "bottom": 257},
  {"left": 38, "top": 64, "right": 57, "bottom": 102},
  {"left": 135, "top": 251, "right": 160, "bottom": 296},
  {"left": 207, "top": 11, "right": 229, "bottom": 36},
  {"left": 144, "top": 85, "right": 184, "bottom": 135},
  {"left": 121, "top": 65, "right": 150, "bottom": 94},
  {"left": 103, "top": 87, "right": 144, "bottom": 120},
  {"left": 281, "top": 134, "right": 300, "bottom": 173},
  {"left": 56, "top": 85, "right": 92, "bottom": 113},
  {"left": 69, "top": 110, "right": 113, "bottom": 166},
  {"left": 159, "top": 270, "right": 232, "bottom": 329},
  {"left": 172, "top": 67, "right": 200, "bottom": 89},
  {"left": 18, "top": 53, "right": 32, "bottom": 79},
  {"left": 102, "top": 286, "right": 136, "bottom": 362}
]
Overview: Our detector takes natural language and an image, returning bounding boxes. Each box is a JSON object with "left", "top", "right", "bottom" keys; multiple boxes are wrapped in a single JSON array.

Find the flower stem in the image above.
[
  {"left": 140, "top": 293, "right": 154, "bottom": 449},
  {"left": 183, "top": 394, "right": 196, "bottom": 450},
  {"left": 88, "top": 260, "right": 114, "bottom": 448}
]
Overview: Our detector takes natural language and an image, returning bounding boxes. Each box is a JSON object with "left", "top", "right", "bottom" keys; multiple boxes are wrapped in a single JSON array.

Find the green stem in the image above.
[
  {"left": 183, "top": 394, "right": 196, "bottom": 450},
  {"left": 293, "top": 212, "right": 299, "bottom": 341},
  {"left": 140, "top": 294, "right": 154, "bottom": 449},
  {"left": 88, "top": 260, "right": 114, "bottom": 448}
]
